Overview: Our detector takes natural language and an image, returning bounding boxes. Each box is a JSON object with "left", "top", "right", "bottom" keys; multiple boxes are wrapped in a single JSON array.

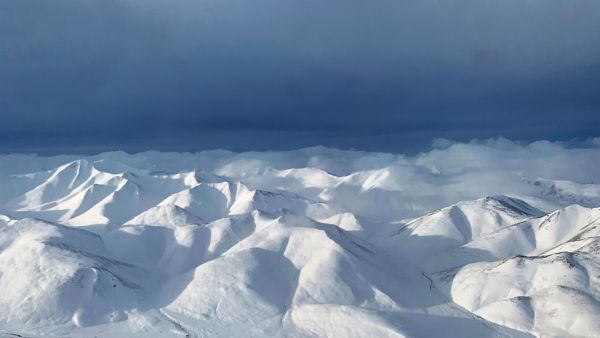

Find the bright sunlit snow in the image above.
[{"left": 0, "top": 139, "right": 599, "bottom": 337}]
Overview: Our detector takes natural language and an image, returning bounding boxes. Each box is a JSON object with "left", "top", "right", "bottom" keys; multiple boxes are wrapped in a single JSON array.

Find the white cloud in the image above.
[{"left": 2, "top": 138, "right": 598, "bottom": 221}]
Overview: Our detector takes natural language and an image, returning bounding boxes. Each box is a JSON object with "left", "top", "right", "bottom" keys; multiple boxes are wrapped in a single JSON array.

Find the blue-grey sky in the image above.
[{"left": 1, "top": 0, "right": 599, "bottom": 153}]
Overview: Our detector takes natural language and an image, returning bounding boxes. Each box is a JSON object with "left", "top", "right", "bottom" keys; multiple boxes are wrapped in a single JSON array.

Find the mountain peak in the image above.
[{"left": 479, "top": 195, "right": 545, "bottom": 217}]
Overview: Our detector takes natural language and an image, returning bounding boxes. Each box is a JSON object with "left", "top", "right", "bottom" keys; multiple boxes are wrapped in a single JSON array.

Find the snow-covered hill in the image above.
[{"left": 0, "top": 142, "right": 599, "bottom": 337}]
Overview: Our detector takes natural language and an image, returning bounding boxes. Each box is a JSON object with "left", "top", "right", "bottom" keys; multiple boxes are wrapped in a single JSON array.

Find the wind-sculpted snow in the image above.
[{"left": 0, "top": 140, "right": 599, "bottom": 337}]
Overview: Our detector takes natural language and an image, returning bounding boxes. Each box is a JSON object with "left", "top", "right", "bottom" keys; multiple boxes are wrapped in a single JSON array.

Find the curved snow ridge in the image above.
[
  {"left": 415, "top": 204, "right": 600, "bottom": 337},
  {"left": 526, "top": 177, "right": 600, "bottom": 208},
  {"left": 162, "top": 212, "right": 473, "bottom": 337},
  {"left": 6, "top": 160, "right": 116, "bottom": 210},
  {"left": 381, "top": 196, "right": 545, "bottom": 260},
  {"left": 103, "top": 212, "right": 264, "bottom": 276},
  {"left": 461, "top": 204, "right": 600, "bottom": 260},
  {"left": 149, "top": 180, "right": 325, "bottom": 225},
  {"left": 125, "top": 204, "right": 206, "bottom": 228},
  {"left": 2, "top": 161, "right": 199, "bottom": 227},
  {"left": 162, "top": 211, "right": 530, "bottom": 338},
  {"left": 451, "top": 251, "right": 600, "bottom": 337},
  {"left": 417, "top": 205, "right": 600, "bottom": 272}
]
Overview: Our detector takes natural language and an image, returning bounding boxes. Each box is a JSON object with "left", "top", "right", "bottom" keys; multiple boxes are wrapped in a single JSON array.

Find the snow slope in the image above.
[{"left": 0, "top": 143, "right": 599, "bottom": 337}]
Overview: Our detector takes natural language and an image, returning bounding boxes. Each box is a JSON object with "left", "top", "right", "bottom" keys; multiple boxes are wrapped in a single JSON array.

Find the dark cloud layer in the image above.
[{"left": 1, "top": 0, "right": 599, "bottom": 153}]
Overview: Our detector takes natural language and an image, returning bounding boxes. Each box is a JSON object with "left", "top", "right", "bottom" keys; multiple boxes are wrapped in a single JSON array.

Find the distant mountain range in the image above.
[{"left": 0, "top": 148, "right": 598, "bottom": 337}]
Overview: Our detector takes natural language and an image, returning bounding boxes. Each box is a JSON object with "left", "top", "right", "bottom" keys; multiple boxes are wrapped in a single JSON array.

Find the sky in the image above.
[{"left": 1, "top": 0, "right": 599, "bottom": 153}]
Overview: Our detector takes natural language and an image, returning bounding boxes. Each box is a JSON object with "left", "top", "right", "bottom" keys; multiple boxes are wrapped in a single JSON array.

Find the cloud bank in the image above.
[{"left": 1, "top": 1, "right": 599, "bottom": 152}]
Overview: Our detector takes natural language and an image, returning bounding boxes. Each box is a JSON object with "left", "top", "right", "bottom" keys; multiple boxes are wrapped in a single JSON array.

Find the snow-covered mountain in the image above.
[{"left": 0, "top": 145, "right": 599, "bottom": 337}]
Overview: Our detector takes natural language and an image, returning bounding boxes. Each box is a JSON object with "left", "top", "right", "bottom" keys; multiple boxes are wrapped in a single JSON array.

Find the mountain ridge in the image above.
[{"left": 0, "top": 150, "right": 598, "bottom": 337}]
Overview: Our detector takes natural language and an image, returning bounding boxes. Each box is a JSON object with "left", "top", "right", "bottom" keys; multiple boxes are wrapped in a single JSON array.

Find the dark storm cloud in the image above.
[{"left": 1, "top": 0, "right": 599, "bottom": 153}]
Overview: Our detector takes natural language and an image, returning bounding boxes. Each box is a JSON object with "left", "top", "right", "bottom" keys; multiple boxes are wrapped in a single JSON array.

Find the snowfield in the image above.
[{"left": 0, "top": 140, "right": 599, "bottom": 337}]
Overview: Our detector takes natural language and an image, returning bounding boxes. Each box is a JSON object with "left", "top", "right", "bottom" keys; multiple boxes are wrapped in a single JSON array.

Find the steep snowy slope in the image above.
[
  {"left": 525, "top": 177, "right": 600, "bottom": 208},
  {"left": 379, "top": 196, "right": 545, "bottom": 260},
  {"left": 451, "top": 251, "right": 600, "bottom": 337},
  {"left": 389, "top": 202, "right": 600, "bottom": 337},
  {"left": 444, "top": 207, "right": 600, "bottom": 337},
  {"left": 0, "top": 145, "right": 599, "bottom": 337},
  {"left": 0, "top": 218, "right": 160, "bottom": 335},
  {"left": 160, "top": 212, "right": 526, "bottom": 338}
]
